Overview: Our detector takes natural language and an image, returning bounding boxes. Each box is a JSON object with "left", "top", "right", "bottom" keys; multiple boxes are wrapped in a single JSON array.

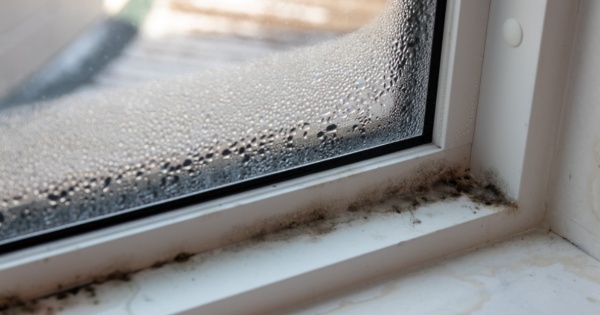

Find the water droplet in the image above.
[
  {"left": 355, "top": 79, "right": 367, "bottom": 90},
  {"left": 0, "top": 0, "right": 436, "bottom": 241},
  {"left": 222, "top": 149, "right": 232, "bottom": 158}
]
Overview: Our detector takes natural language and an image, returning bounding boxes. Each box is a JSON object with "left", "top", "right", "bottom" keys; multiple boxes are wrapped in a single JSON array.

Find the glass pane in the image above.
[{"left": 0, "top": 0, "right": 442, "bottom": 246}]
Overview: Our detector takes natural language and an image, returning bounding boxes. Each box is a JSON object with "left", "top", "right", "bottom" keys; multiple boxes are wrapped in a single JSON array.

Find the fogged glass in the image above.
[{"left": 0, "top": 0, "right": 438, "bottom": 242}]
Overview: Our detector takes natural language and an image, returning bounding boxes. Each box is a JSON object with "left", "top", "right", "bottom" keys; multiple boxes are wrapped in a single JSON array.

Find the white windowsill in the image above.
[
  {"left": 9, "top": 195, "right": 515, "bottom": 314},
  {"left": 283, "top": 230, "right": 600, "bottom": 315}
]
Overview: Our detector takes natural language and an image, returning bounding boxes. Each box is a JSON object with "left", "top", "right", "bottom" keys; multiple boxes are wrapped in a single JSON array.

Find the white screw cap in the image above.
[{"left": 503, "top": 18, "right": 523, "bottom": 47}]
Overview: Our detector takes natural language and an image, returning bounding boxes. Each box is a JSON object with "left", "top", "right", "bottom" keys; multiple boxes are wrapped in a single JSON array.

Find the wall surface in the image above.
[
  {"left": 546, "top": 0, "right": 600, "bottom": 260},
  {"left": 0, "top": 0, "right": 103, "bottom": 98}
]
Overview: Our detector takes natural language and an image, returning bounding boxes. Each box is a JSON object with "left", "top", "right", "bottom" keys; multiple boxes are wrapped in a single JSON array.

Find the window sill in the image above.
[
  {"left": 6, "top": 195, "right": 517, "bottom": 314},
  {"left": 284, "top": 230, "right": 600, "bottom": 315}
]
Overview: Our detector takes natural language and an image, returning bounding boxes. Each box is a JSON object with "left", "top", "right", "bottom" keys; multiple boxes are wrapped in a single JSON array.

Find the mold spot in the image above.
[
  {"left": 174, "top": 252, "right": 193, "bottom": 263},
  {"left": 151, "top": 260, "right": 168, "bottom": 269},
  {"left": 101, "top": 271, "right": 131, "bottom": 283}
]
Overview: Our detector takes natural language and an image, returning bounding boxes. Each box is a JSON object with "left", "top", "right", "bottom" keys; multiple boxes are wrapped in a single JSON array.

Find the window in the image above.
[
  {"left": 0, "top": 0, "right": 444, "bottom": 250},
  {"left": 2, "top": 0, "right": 576, "bottom": 311}
]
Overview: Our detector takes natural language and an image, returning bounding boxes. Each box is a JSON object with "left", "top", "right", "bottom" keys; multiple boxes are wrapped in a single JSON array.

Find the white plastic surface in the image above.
[
  {"left": 546, "top": 0, "right": 600, "bottom": 260},
  {"left": 471, "top": 0, "right": 578, "bottom": 229},
  {"left": 503, "top": 18, "right": 523, "bottom": 47},
  {"left": 285, "top": 231, "right": 600, "bottom": 315},
  {"left": 4, "top": 198, "right": 510, "bottom": 314}
]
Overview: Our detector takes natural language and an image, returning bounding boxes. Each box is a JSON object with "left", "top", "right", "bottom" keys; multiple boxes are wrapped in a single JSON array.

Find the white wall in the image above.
[{"left": 546, "top": 0, "right": 600, "bottom": 260}]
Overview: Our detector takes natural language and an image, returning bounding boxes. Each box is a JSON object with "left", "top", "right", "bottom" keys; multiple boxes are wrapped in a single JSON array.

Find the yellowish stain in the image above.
[{"left": 587, "top": 296, "right": 598, "bottom": 304}]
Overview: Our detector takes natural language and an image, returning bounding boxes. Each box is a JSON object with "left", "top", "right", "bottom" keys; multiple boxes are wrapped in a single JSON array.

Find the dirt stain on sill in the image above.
[{"left": 0, "top": 165, "right": 516, "bottom": 313}]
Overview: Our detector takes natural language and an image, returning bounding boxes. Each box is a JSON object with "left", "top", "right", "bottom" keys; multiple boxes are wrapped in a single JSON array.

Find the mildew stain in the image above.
[
  {"left": 0, "top": 252, "right": 190, "bottom": 314},
  {"left": 223, "top": 206, "right": 335, "bottom": 248},
  {"left": 221, "top": 162, "right": 458, "bottom": 247},
  {"left": 0, "top": 165, "right": 515, "bottom": 313}
]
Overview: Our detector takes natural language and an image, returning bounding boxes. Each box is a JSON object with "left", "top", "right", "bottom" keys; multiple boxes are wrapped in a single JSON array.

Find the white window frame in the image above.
[{"left": 0, "top": 0, "right": 578, "bottom": 310}]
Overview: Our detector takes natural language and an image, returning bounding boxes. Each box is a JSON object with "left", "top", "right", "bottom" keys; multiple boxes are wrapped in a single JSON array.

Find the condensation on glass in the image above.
[{"left": 0, "top": 0, "right": 438, "bottom": 242}]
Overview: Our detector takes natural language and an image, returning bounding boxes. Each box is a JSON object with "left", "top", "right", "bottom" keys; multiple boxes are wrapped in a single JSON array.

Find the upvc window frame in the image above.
[{"left": 0, "top": 0, "right": 578, "bottom": 310}]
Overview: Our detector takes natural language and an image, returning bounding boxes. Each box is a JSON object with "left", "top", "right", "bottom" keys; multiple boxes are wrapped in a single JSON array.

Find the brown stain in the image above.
[
  {"left": 442, "top": 268, "right": 493, "bottom": 314},
  {"left": 301, "top": 267, "right": 492, "bottom": 315},
  {"left": 503, "top": 251, "right": 600, "bottom": 285}
]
